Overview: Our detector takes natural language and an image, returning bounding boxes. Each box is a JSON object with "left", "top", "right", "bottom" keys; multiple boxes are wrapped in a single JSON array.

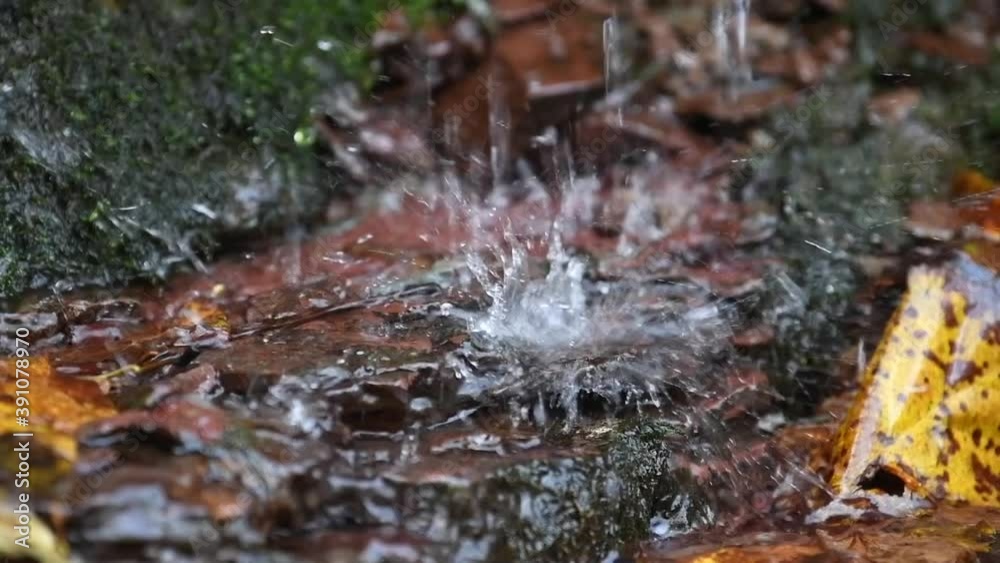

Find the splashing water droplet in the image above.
[
  {"left": 733, "top": 0, "right": 752, "bottom": 91},
  {"left": 603, "top": 14, "right": 625, "bottom": 127},
  {"left": 715, "top": 0, "right": 753, "bottom": 97},
  {"left": 440, "top": 140, "right": 735, "bottom": 421}
]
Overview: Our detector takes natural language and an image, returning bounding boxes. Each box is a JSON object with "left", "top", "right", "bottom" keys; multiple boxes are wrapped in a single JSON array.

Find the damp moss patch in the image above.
[{"left": 0, "top": 0, "right": 447, "bottom": 300}]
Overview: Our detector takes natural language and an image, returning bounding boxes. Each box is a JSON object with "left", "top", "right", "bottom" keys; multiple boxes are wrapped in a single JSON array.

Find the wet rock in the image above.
[
  {"left": 811, "top": 0, "right": 845, "bottom": 12},
  {"left": 907, "top": 31, "right": 990, "bottom": 66},
  {"left": 754, "top": 25, "right": 851, "bottom": 85},
  {"left": 375, "top": 12, "right": 489, "bottom": 93},
  {"left": 375, "top": 419, "right": 689, "bottom": 561},
  {"left": 675, "top": 85, "right": 799, "bottom": 124},
  {"left": 731, "top": 324, "right": 776, "bottom": 348},
  {"left": 907, "top": 201, "right": 965, "bottom": 240},
  {"left": 0, "top": 297, "right": 145, "bottom": 353},
  {"left": 0, "top": 0, "right": 415, "bottom": 299},
  {"left": 675, "top": 260, "right": 776, "bottom": 298},
  {"left": 0, "top": 311, "right": 61, "bottom": 351},
  {"left": 600, "top": 202, "right": 778, "bottom": 277},
  {"left": 205, "top": 324, "right": 440, "bottom": 394},
  {"left": 370, "top": 9, "right": 411, "bottom": 51},
  {"left": 432, "top": 56, "right": 529, "bottom": 177},
  {"left": 497, "top": 16, "right": 605, "bottom": 103},
  {"left": 77, "top": 400, "right": 230, "bottom": 453},
  {"left": 337, "top": 370, "right": 424, "bottom": 433},
  {"left": 867, "top": 87, "right": 922, "bottom": 126},
  {"left": 643, "top": 506, "right": 1000, "bottom": 562},
  {"left": 633, "top": 9, "right": 682, "bottom": 62},
  {"left": 640, "top": 533, "right": 832, "bottom": 562},
  {"left": 756, "top": 0, "right": 807, "bottom": 21},
  {"left": 484, "top": 2, "right": 608, "bottom": 167},
  {"left": 67, "top": 457, "right": 258, "bottom": 545},
  {"left": 279, "top": 529, "right": 433, "bottom": 563},
  {"left": 201, "top": 288, "right": 462, "bottom": 399},
  {"left": 316, "top": 112, "right": 436, "bottom": 182},
  {"left": 574, "top": 110, "right": 729, "bottom": 171},
  {"left": 697, "top": 369, "right": 774, "bottom": 421}
]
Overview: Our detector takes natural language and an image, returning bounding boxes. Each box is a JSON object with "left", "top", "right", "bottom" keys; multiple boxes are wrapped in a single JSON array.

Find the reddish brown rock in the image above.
[
  {"left": 676, "top": 85, "right": 800, "bottom": 124},
  {"left": 491, "top": 0, "right": 560, "bottom": 25},
  {"left": 77, "top": 400, "right": 230, "bottom": 451},
  {"left": 907, "top": 31, "right": 990, "bottom": 66}
]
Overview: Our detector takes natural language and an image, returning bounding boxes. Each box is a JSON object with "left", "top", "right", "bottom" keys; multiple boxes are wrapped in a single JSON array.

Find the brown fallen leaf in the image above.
[
  {"left": 952, "top": 170, "right": 1000, "bottom": 240},
  {"left": 0, "top": 358, "right": 117, "bottom": 466},
  {"left": 907, "top": 31, "right": 990, "bottom": 67},
  {"left": 677, "top": 544, "right": 828, "bottom": 563},
  {"left": 639, "top": 533, "right": 832, "bottom": 563},
  {"left": 675, "top": 85, "right": 800, "bottom": 124}
]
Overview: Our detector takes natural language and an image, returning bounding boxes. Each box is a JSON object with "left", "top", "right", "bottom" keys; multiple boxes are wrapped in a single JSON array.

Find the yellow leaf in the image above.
[
  {"left": 0, "top": 357, "right": 117, "bottom": 468},
  {"left": 683, "top": 545, "right": 825, "bottom": 562},
  {"left": 0, "top": 490, "right": 68, "bottom": 563},
  {"left": 175, "top": 300, "right": 230, "bottom": 332},
  {"left": 829, "top": 253, "right": 1000, "bottom": 504},
  {"left": 951, "top": 169, "right": 995, "bottom": 197}
]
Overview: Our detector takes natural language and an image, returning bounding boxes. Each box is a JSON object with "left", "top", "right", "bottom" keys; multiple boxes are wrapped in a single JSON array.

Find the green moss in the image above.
[
  {"left": 743, "top": 79, "right": 960, "bottom": 408},
  {"left": 844, "top": 0, "right": 965, "bottom": 70},
  {"left": 912, "top": 56, "right": 1000, "bottom": 177},
  {"left": 0, "top": 0, "right": 457, "bottom": 300}
]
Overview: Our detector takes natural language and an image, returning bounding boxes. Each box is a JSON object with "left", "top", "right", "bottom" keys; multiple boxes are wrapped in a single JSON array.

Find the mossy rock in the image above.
[{"left": 0, "top": 0, "right": 448, "bottom": 301}]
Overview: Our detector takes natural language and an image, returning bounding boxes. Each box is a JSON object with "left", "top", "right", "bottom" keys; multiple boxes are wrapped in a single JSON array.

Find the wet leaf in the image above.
[
  {"left": 670, "top": 544, "right": 829, "bottom": 563},
  {"left": 829, "top": 253, "right": 1000, "bottom": 504},
  {"left": 952, "top": 170, "right": 1000, "bottom": 239},
  {"left": 173, "top": 300, "right": 231, "bottom": 332},
  {"left": 675, "top": 85, "right": 799, "bottom": 124},
  {"left": 906, "top": 31, "right": 990, "bottom": 67},
  {"left": 78, "top": 399, "right": 229, "bottom": 452},
  {"left": 963, "top": 241, "right": 1000, "bottom": 273},
  {"left": 0, "top": 357, "right": 117, "bottom": 466},
  {"left": 0, "top": 490, "right": 68, "bottom": 563}
]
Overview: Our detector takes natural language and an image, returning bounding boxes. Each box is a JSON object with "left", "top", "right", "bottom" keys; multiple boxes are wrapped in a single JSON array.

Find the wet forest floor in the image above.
[{"left": 3, "top": 0, "right": 1000, "bottom": 562}]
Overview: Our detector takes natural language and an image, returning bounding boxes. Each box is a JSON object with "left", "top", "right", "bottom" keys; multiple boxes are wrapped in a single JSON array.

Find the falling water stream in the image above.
[{"left": 714, "top": 0, "right": 753, "bottom": 97}]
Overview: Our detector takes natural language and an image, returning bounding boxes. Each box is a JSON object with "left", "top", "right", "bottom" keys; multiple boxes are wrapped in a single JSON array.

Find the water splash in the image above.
[
  {"left": 445, "top": 139, "right": 736, "bottom": 421},
  {"left": 603, "top": 14, "right": 625, "bottom": 127},
  {"left": 712, "top": 5, "right": 730, "bottom": 80},
  {"left": 487, "top": 71, "right": 511, "bottom": 188},
  {"left": 714, "top": 0, "right": 753, "bottom": 97},
  {"left": 733, "top": 0, "right": 752, "bottom": 90}
]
